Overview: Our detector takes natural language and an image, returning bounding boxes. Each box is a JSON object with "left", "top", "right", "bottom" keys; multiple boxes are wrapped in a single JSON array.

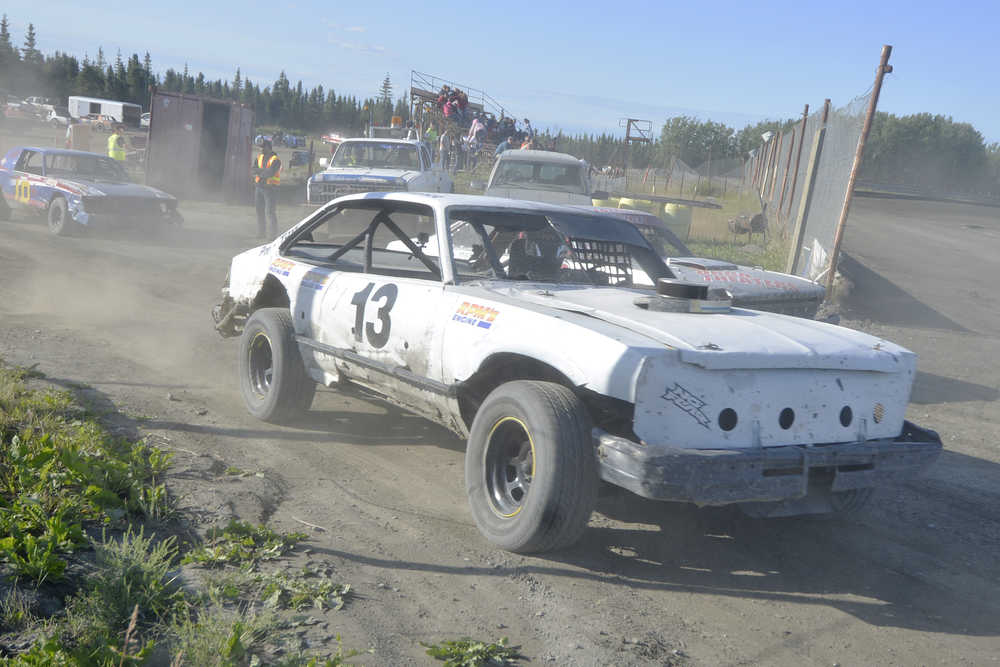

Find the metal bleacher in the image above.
[{"left": 409, "top": 71, "right": 506, "bottom": 121}]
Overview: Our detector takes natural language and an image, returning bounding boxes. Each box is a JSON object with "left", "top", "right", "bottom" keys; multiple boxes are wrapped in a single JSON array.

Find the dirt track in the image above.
[{"left": 1, "top": 196, "right": 998, "bottom": 665}]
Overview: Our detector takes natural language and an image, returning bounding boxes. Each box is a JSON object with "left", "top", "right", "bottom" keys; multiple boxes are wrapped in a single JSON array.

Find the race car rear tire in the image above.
[
  {"left": 47, "top": 197, "right": 73, "bottom": 236},
  {"left": 0, "top": 196, "right": 10, "bottom": 221},
  {"left": 239, "top": 307, "right": 316, "bottom": 423},
  {"left": 465, "top": 380, "right": 598, "bottom": 553}
]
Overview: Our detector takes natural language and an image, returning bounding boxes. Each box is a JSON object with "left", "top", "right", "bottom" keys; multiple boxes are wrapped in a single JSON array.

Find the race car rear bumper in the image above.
[{"left": 594, "top": 420, "right": 942, "bottom": 507}]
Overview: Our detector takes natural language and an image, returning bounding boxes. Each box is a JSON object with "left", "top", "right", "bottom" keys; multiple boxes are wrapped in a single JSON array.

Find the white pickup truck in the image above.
[
  {"left": 306, "top": 138, "right": 453, "bottom": 205},
  {"left": 213, "top": 193, "right": 941, "bottom": 553}
]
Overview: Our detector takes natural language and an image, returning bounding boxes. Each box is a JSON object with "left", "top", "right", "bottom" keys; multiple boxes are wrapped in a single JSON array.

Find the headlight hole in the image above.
[
  {"left": 718, "top": 408, "right": 738, "bottom": 432},
  {"left": 778, "top": 408, "right": 795, "bottom": 430},
  {"left": 840, "top": 405, "right": 853, "bottom": 427}
]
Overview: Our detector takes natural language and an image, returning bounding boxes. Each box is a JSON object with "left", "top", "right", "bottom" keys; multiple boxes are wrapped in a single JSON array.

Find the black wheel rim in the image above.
[
  {"left": 247, "top": 332, "right": 273, "bottom": 397},
  {"left": 49, "top": 205, "right": 63, "bottom": 233},
  {"left": 484, "top": 417, "right": 535, "bottom": 517}
]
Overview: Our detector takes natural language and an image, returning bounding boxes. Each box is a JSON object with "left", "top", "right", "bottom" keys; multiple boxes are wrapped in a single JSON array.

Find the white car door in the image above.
[{"left": 312, "top": 205, "right": 450, "bottom": 409}]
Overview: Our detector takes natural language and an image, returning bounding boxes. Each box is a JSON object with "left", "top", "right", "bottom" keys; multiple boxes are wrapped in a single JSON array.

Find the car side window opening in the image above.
[
  {"left": 16, "top": 151, "right": 42, "bottom": 175},
  {"left": 283, "top": 202, "right": 442, "bottom": 281},
  {"left": 42, "top": 153, "right": 128, "bottom": 182}
]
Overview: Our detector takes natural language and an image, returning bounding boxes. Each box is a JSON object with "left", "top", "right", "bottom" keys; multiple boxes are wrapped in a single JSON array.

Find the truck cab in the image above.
[
  {"left": 306, "top": 138, "right": 453, "bottom": 205},
  {"left": 485, "top": 149, "right": 595, "bottom": 205}
]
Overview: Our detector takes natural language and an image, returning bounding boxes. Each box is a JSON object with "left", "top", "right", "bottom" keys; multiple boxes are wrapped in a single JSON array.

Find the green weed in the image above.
[
  {"left": 168, "top": 606, "right": 279, "bottom": 667},
  {"left": 63, "top": 528, "right": 183, "bottom": 655},
  {"left": 182, "top": 521, "right": 308, "bottom": 567},
  {"left": 0, "top": 363, "right": 176, "bottom": 584},
  {"left": 0, "top": 587, "right": 37, "bottom": 631},
  {"left": 422, "top": 637, "right": 521, "bottom": 667},
  {"left": 210, "top": 567, "right": 352, "bottom": 612}
]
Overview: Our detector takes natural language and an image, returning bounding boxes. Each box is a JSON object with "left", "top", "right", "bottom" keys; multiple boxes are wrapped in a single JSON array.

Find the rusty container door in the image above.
[
  {"left": 222, "top": 104, "right": 255, "bottom": 202},
  {"left": 146, "top": 90, "right": 204, "bottom": 197}
]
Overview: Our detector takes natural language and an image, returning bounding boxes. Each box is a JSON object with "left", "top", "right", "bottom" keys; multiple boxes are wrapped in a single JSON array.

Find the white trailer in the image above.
[{"left": 67, "top": 96, "right": 142, "bottom": 126}]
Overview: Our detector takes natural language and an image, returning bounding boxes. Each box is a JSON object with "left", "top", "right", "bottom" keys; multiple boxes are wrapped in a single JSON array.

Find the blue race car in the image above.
[{"left": 0, "top": 146, "right": 183, "bottom": 235}]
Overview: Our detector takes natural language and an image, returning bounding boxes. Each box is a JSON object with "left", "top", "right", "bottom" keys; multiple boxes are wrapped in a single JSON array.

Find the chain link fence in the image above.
[{"left": 745, "top": 91, "right": 870, "bottom": 280}]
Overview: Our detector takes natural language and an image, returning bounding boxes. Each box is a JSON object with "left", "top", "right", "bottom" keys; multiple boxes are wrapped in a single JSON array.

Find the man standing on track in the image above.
[
  {"left": 107, "top": 124, "right": 127, "bottom": 161},
  {"left": 252, "top": 139, "right": 281, "bottom": 239}
]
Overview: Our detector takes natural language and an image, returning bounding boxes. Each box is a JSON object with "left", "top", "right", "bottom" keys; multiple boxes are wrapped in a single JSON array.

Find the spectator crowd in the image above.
[{"left": 423, "top": 84, "right": 550, "bottom": 173}]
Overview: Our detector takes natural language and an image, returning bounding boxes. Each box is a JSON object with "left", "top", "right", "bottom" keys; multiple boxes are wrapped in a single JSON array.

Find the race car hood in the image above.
[
  {"left": 484, "top": 186, "right": 593, "bottom": 205},
  {"left": 62, "top": 178, "right": 176, "bottom": 200},
  {"left": 666, "top": 257, "right": 825, "bottom": 305},
  {"left": 310, "top": 168, "right": 416, "bottom": 183},
  {"left": 483, "top": 284, "right": 907, "bottom": 372}
]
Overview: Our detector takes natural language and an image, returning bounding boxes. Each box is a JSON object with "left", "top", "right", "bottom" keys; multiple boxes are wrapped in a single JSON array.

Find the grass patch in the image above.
[
  {"left": 422, "top": 637, "right": 521, "bottom": 666},
  {"left": 210, "top": 567, "right": 353, "bottom": 612},
  {"left": 0, "top": 588, "right": 37, "bottom": 631},
  {"left": 0, "top": 362, "right": 366, "bottom": 664},
  {"left": 684, "top": 237, "right": 791, "bottom": 273},
  {"left": 0, "top": 364, "right": 175, "bottom": 584},
  {"left": 181, "top": 520, "right": 308, "bottom": 567}
]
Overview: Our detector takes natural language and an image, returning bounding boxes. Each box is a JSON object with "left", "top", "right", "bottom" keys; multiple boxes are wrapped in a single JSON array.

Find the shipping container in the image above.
[{"left": 144, "top": 88, "right": 255, "bottom": 202}]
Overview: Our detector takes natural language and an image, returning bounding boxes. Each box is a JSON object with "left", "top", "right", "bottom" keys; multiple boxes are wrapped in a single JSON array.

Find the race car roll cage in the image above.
[{"left": 282, "top": 198, "right": 674, "bottom": 288}]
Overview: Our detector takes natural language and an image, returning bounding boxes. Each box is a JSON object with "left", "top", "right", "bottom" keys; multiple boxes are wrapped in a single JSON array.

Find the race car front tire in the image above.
[
  {"left": 239, "top": 308, "right": 316, "bottom": 423},
  {"left": 47, "top": 197, "right": 74, "bottom": 236},
  {"left": 465, "top": 380, "right": 598, "bottom": 553}
]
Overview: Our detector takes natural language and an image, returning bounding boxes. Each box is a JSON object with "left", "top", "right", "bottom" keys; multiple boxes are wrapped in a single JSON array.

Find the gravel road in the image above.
[{"left": 0, "top": 196, "right": 997, "bottom": 665}]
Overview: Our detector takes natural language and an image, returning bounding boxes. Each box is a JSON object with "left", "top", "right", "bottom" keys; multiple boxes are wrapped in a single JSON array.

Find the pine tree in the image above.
[
  {"left": 22, "top": 23, "right": 42, "bottom": 64},
  {"left": 379, "top": 73, "right": 392, "bottom": 105},
  {"left": 0, "top": 14, "right": 15, "bottom": 57},
  {"left": 232, "top": 67, "right": 242, "bottom": 100},
  {"left": 96, "top": 46, "right": 105, "bottom": 69},
  {"left": 0, "top": 14, "right": 17, "bottom": 88}
]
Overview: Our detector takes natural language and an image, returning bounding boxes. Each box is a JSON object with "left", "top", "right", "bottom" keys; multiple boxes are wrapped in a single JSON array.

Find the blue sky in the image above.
[{"left": 6, "top": 0, "right": 998, "bottom": 141}]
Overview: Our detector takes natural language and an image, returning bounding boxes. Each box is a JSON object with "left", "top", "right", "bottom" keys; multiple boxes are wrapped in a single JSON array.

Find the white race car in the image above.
[{"left": 212, "top": 193, "right": 941, "bottom": 553}]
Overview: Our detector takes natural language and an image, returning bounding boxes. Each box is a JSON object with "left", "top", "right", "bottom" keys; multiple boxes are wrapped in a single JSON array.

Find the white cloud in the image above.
[{"left": 328, "top": 38, "right": 386, "bottom": 55}]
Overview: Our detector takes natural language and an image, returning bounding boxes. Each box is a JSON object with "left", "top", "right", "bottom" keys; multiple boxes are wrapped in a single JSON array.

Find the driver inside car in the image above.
[{"left": 506, "top": 233, "right": 567, "bottom": 281}]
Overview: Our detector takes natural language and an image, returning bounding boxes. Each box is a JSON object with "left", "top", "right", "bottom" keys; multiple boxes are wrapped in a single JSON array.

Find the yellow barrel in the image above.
[{"left": 619, "top": 197, "right": 660, "bottom": 215}]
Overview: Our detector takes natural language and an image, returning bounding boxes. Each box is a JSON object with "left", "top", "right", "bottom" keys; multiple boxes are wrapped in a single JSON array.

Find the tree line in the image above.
[
  {"left": 2, "top": 14, "right": 997, "bottom": 195},
  {"left": 0, "top": 15, "right": 406, "bottom": 135}
]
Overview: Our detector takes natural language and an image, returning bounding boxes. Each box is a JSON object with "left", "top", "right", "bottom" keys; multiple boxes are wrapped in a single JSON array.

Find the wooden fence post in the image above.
[
  {"left": 825, "top": 45, "right": 893, "bottom": 294},
  {"left": 785, "top": 99, "right": 831, "bottom": 275}
]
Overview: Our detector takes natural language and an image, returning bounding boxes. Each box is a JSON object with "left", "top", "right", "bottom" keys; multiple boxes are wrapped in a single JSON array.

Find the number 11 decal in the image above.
[{"left": 350, "top": 282, "right": 398, "bottom": 348}]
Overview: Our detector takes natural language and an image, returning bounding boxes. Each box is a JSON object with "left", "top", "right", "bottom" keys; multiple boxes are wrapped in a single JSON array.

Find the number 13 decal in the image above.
[{"left": 350, "top": 282, "right": 398, "bottom": 348}]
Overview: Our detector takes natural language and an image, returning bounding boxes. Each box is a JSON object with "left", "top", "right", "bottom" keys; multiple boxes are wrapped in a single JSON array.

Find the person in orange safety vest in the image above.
[{"left": 252, "top": 139, "right": 281, "bottom": 238}]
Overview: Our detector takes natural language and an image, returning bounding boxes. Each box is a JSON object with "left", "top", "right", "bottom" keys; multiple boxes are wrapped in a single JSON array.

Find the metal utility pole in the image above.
[
  {"left": 825, "top": 45, "right": 893, "bottom": 294},
  {"left": 621, "top": 118, "right": 652, "bottom": 193}
]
